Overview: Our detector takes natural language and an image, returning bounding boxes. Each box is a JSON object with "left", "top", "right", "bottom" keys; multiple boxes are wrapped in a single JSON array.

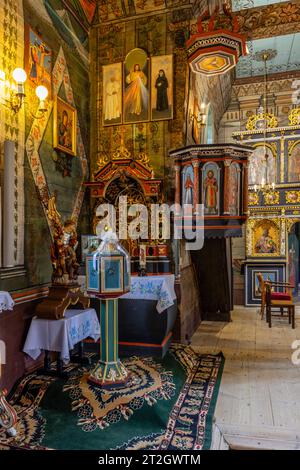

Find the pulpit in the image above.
[{"left": 170, "top": 144, "right": 252, "bottom": 320}]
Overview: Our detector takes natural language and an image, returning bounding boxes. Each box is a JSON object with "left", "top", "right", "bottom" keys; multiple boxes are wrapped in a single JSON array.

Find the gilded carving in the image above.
[
  {"left": 248, "top": 192, "right": 259, "bottom": 206},
  {"left": 286, "top": 191, "right": 300, "bottom": 204},
  {"left": 246, "top": 110, "right": 278, "bottom": 131},
  {"left": 289, "top": 108, "right": 300, "bottom": 126},
  {"left": 263, "top": 191, "right": 280, "bottom": 206}
]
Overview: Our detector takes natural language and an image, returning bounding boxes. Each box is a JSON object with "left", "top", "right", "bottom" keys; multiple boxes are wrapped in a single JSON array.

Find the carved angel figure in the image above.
[{"left": 47, "top": 196, "right": 79, "bottom": 285}]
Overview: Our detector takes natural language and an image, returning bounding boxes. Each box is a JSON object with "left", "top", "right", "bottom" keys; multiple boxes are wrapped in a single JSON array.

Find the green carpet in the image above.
[{"left": 0, "top": 345, "right": 224, "bottom": 451}]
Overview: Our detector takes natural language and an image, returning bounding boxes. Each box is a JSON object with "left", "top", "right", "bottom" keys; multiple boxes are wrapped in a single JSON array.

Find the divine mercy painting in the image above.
[
  {"left": 151, "top": 54, "right": 173, "bottom": 121},
  {"left": 53, "top": 96, "right": 77, "bottom": 157},
  {"left": 123, "top": 48, "right": 150, "bottom": 124},
  {"left": 103, "top": 63, "right": 122, "bottom": 126}
]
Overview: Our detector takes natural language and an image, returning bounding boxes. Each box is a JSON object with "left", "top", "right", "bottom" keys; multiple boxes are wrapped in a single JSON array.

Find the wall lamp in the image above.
[
  {"left": 189, "top": 103, "right": 207, "bottom": 128},
  {"left": 0, "top": 67, "right": 49, "bottom": 118}
]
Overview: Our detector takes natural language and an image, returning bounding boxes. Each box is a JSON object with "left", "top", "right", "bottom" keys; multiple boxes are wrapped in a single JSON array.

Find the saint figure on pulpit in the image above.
[{"left": 204, "top": 170, "right": 218, "bottom": 215}]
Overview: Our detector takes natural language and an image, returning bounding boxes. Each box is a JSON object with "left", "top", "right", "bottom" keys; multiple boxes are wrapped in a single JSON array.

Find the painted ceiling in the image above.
[
  {"left": 232, "top": 0, "right": 287, "bottom": 11},
  {"left": 236, "top": 32, "right": 300, "bottom": 78}
]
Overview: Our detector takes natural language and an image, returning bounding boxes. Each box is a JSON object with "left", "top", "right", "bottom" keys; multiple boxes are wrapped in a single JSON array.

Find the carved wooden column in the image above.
[
  {"left": 243, "top": 163, "right": 249, "bottom": 215},
  {"left": 223, "top": 159, "right": 231, "bottom": 215},
  {"left": 174, "top": 163, "right": 181, "bottom": 209},
  {"left": 192, "top": 160, "right": 200, "bottom": 213}
]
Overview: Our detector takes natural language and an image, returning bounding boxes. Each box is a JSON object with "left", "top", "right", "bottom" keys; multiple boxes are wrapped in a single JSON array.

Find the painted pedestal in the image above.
[{"left": 89, "top": 298, "right": 129, "bottom": 388}]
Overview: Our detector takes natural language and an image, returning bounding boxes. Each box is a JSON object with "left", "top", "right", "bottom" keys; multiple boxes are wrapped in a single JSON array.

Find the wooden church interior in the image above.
[{"left": 1, "top": 0, "right": 300, "bottom": 452}]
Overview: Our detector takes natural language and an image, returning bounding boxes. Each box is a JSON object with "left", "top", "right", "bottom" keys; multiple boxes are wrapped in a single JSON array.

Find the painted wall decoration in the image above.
[
  {"left": 182, "top": 165, "right": 194, "bottom": 206},
  {"left": 123, "top": 48, "right": 150, "bottom": 124},
  {"left": 286, "top": 191, "right": 300, "bottom": 204},
  {"left": 151, "top": 54, "right": 173, "bottom": 121},
  {"left": 288, "top": 141, "right": 300, "bottom": 182},
  {"left": 248, "top": 145, "right": 276, "bottom": 186},
  {"left": 53, "top": 96, "right": 77, "bottom": 156},
  {"left": 78, "top": 0, "right": 97, "bottom": 23},
  {"left": 253, "top": 220, "right": 279, "bottom": 256},
  {"left": 202, "top": 163, "right": 219, "bottom": 215},
  {"left": 228, "top": 162, "right": 240, "bottom": 216},
  {"left": 103, "top": 63, "right": 122, "bottom": 126},
  {"left": 25, "top": 47, "right": 88, "bottom": 234},
  {"left": 25, "top": 26, "right": 52, "bottom": 96}
]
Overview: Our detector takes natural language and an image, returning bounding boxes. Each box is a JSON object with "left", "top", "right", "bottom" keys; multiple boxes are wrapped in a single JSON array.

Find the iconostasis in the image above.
[{"left": 233, "top": 108, "right": 300, "bottom": 305}]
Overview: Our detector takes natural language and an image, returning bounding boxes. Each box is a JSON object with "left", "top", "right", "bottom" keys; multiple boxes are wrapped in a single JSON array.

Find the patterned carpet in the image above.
[{"left": 0, "top": 345, "right": 224, "bottom": 450}]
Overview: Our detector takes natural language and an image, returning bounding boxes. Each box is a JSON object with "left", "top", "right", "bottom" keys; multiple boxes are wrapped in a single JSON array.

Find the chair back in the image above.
[{"left": 265, "top": 282, "right": 272, "bottom": 306}]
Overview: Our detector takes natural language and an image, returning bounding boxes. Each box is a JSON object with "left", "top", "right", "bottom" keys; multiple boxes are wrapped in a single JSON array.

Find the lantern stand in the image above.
[{"left": 86, "top": 227, "right": 131, "bottom": 389}]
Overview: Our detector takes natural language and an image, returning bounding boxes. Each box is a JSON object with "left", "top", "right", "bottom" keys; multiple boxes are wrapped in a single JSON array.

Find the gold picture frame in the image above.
[
  {"left": 53, "top": 96, "right": 77, "bottom": 157},
  {"left": 151, "top": 54, "right": 173, "bottom": 122},
  {"left": 252, "top": 220, "right": 280, "bottom": 257}
]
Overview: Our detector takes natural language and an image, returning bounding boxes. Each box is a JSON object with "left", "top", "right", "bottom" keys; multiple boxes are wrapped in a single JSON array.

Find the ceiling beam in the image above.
[{"left": 236, "top": 1, "right": 300, "bottom": 40}]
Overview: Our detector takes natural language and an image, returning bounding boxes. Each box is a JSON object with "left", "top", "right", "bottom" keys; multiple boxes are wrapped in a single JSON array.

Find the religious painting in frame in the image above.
[
  {"left": 25, "top": 26, "right": 52, "bottom": 98},
  {"left": 151, "top": 54, "right": 173, "bottom": 121},
  {"left": 123, "top": 48, "right": 150, "bottom": 124},
  {"left": 182, "top": 165, "right": 194, "bottom": 206},
  {"left": 288, "top": 141, "right": 300, "bottom": 183},
  {"left": 245, "top": 263, "right": 286, "bottom": 306},
  {"left": 81, "top": 235, "right": 101, "bottom": 264},
  {"left": 103, "top": 63, "right": 122, "bottom": 126},
  {"left": 53, "top": 96, "right": 77, "bottom": 157},
  {"left": 202, "top": 162, "right": 220, "bottom": 216},
  {"left": 252, "top": 220, "right": 279, "bottom": 257},
  {"left": 248, "top": 144, "right": 276, "bottom": 186}
]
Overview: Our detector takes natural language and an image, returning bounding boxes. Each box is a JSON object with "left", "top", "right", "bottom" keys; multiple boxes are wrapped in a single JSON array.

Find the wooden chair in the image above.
[
  {"left": 265, "top": 282, "right": 295, "bottom": 329},
  {"left": 257, "top": 273, "right": 293, "bottom": 320}
]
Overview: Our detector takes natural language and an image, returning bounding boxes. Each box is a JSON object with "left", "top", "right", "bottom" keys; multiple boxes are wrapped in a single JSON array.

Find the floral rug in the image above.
[{"left": 0, "top": 345, "right": 224, "bottom": 450}]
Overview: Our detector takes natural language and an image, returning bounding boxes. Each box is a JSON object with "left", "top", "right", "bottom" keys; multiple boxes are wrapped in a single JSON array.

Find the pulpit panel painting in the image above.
[
  {"left": 202, "top": 162, "right": 219, "bottom": 215},
  {"left": 124, "top": 48, "right": 150, "bottom": 124},
  {"left": 103, "top": 63, "right": 122, "bottom": 126},
  {"left": 182, "top": 165, "right": 194, "bottom": 206},
  {"left": 253, "top": 220, "right": 279, "bottom": 256},
  {"left": 248, "top": 145, "right": 276, "bottom": 186},
  {"left": 229, "top": 163, "right": 240, "bottom": 216},
  {"left": 151, "top": 54, "right": 173, "bottom": 121},
  {"left": 288, "top": 141, "right": 300, "bottom": 182}
]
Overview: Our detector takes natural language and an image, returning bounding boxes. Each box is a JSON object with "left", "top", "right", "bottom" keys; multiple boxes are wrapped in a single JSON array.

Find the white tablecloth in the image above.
[
  {"left": 23, "top": 308, "right": 100, "bottom": 364},
  {"left": 121, "top": 275, "right": 176, "bottom": 314},
  {"left": 0, "top": 292, "right": 14, "bottom": 313}
]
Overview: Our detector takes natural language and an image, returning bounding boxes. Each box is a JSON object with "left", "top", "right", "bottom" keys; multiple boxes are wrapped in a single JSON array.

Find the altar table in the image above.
[
  {"left": 23, "top": 308, "right": 100, "bottom": 366},
  {"left": 121, "top": 274, "right": 176, "bottom": 314},
  {"left": 0, "top": 291, "right": 14, "bottom": 313}
]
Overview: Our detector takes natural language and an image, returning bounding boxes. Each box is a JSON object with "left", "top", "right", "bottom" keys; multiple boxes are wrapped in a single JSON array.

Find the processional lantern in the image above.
[
  {"left": 186, "top": 1, "right": 248, "bottom": 76},
  {"left": 86, "top": 227, "right": 131, "bottom": 388}
]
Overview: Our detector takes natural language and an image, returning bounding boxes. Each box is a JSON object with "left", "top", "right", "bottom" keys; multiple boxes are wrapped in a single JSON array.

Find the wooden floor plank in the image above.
[{"left": 192, "top": 307, "right": 300, "bottom": 450}]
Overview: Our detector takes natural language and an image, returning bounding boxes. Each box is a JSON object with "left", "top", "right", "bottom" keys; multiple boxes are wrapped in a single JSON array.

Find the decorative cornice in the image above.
[{"left": 236, "top": 1, "right": 300, "bottom": 40}]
